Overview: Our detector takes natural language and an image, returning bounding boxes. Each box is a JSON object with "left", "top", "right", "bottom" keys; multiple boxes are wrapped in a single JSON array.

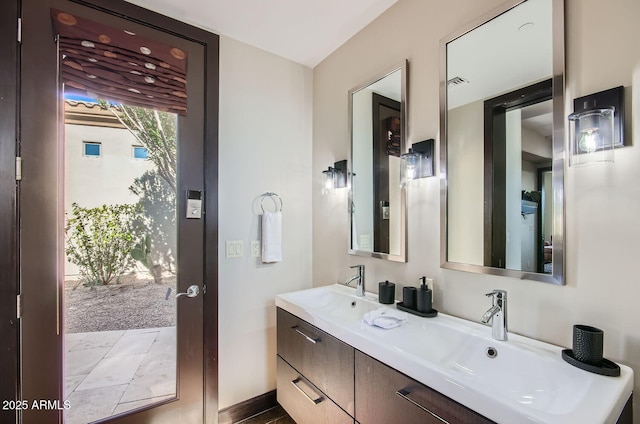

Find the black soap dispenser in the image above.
[{"left": 416, "top": 276, "right": 432, "bottom": 313}]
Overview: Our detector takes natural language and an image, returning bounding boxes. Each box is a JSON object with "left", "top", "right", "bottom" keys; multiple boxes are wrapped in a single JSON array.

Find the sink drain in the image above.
[{"left": 486, "top": 347, "right": 498, "bottom": 359}]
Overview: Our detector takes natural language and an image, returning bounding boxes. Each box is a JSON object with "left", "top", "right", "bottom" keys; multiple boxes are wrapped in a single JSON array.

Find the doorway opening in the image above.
[{"left": 19, "top": 2, "right": 219, "bottom": 422}]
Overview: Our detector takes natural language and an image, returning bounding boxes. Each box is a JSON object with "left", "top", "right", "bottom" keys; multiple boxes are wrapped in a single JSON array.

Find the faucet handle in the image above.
[
  {"left": 485, "top": 289, "right": 506, "bottom": 298},
  {"left": 350, "top": 264, "right": 364, "bottom": 270}
]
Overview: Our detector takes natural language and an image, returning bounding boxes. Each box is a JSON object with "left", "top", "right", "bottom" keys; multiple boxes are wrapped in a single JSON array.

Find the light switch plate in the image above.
[{"left": 226, "top": 240, "right": 243, "bottom": 258}]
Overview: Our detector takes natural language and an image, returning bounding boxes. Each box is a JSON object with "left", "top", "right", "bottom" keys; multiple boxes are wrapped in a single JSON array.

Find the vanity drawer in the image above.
[
  {"left": 355, "top": 351, "right": 494, "bottom": 424},
  {"left": 277, "top": 356, "right": 354, "bottom": 424},
  {"left": 277, "top": 308, "right": 355, "bottom": 415}
]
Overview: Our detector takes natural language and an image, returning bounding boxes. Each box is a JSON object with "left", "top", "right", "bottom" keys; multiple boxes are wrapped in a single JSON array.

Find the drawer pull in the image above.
[
  {"left": 396, "top": 389, "right": 450, "bottom": 424},
  {"left": 291, "top": 377, "right": 324, "bottom": 405},
  {"left": 292, "top": 325, "right": 320, "bottom": 344}
]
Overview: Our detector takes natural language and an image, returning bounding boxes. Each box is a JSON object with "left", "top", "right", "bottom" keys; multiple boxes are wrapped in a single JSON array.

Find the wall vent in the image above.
[{"left": 447, "top": 76, "right": 469, "bottom": 87}]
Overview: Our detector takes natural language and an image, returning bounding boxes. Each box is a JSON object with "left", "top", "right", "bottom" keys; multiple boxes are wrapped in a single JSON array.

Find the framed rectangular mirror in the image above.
[
  {"left": 440, "top": 0, "right": 565, "bottom": 284},
  {"left": 349, "top": 60, "right": 407, "bottom": 262}
]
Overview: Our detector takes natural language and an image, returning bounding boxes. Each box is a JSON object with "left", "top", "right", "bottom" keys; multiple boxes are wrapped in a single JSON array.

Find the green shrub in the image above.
[{"left": 65, "top": 203, "right": 140, "bottom": 286}]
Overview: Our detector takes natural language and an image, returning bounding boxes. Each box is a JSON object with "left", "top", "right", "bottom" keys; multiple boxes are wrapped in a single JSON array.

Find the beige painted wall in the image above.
[
  {"left": 218, "top": 36, "right": 313, "bottom": 409},
  {"left": 64, "top": 124, "right": 153, "bottom": 211},
  {"left": 312, "top": 0, "right": 640, "bottom": 421}
]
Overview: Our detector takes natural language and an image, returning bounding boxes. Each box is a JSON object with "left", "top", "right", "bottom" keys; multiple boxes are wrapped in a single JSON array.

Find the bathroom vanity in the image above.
[
  {"left": 275, "top": 285, "right": 633, "bottom": 424},
  {"left": 277, "top": 308, "right": 491, "bottom": 424}
]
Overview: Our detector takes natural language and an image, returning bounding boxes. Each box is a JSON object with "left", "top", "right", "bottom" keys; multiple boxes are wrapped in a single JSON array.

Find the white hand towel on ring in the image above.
[{"left": 262, "top": 211, "right": 282, "bottom": 263}]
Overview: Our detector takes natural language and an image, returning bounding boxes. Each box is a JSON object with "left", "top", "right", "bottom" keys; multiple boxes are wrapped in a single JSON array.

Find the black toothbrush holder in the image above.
[
  {"left": 402, "top": 287, "right": 417, "bottom": 310},
  {"left": 561, "top": 324, "right": 619, "bottom": 376},
  {"left": 573, "top": 324, "right": 604, "bottom": 366}
]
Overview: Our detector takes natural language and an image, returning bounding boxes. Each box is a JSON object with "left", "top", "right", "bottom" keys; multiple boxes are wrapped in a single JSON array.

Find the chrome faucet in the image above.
[
  {"left": 481, "top": 290, "right": 508, "bottom": 341},
  {"left": 345, "top": 265, "right": 365, "bottom": 297}
]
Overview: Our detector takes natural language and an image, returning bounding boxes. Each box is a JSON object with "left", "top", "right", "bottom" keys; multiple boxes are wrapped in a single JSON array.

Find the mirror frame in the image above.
[
  {"left": 348, "top": 60, "right": 408, "bottom": 262},
  {"left": 439, "top": 0, "right": 565, "bottom": 284}
]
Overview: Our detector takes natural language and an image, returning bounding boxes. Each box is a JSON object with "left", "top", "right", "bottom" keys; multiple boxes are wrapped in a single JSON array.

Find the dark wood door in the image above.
[
  {"left": 372, "top": 93, "right": 400, "bottom": 254},
  {"left": 18, "top": 1, "right": 218, "bottom": 423},
  {"left": 0, "top": 1, "right": 19, "bottom": 424}
]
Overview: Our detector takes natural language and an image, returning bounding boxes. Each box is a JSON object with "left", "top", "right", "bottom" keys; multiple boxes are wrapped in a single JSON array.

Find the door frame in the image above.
[
  {"left": 0, "top": 0, "right": 19, "bottom": 423},
  {"left": 483, "top": 79, "right": 552, "bottom": 268},
  {"left": 14, "top": 0, "right": 219, "bottom": 422}
]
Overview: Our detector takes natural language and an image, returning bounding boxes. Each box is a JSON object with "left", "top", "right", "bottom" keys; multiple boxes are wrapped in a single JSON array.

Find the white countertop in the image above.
[{"left": 276, "top": 284, "right": 634, "bottom": 424}]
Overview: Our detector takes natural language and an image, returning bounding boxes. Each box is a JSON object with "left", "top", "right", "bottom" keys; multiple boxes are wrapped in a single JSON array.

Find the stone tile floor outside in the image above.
[{"left": 64, "top": 327, "right": 176, "bottom": 424}]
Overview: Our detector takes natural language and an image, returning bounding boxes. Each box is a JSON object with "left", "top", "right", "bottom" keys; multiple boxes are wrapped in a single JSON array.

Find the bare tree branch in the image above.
[{"left": 100, "top": 101, "right": 177, "bottom": 193}]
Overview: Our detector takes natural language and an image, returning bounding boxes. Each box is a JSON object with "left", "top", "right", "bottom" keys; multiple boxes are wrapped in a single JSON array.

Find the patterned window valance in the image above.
[{"left": 51, "top": 9, "right": 188, "bottom": 115}]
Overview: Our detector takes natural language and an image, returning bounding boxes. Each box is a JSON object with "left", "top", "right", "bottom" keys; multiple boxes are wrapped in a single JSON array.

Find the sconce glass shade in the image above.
[
  {"left": 568, "top": 107, "right": 615, "bottom": 166},
  {"left": 322, "top": 167, "right": 335, "bottom": 195},
  {"left": 400, "top": 149, "right": 421, "bottom": 188}
]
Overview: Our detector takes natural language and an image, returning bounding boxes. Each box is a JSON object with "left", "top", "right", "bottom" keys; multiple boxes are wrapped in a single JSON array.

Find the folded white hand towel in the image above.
[
  {"left": 262, "top": 211, "right": 282, "bottom": 263},
  {"left": 363, "top": 307, "right": 408, "bottom": 329}
]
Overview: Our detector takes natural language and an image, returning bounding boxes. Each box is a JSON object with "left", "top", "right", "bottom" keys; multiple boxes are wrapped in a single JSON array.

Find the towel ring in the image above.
[{"left": 260, "top": 192, "right": 283, "bottom": 212}]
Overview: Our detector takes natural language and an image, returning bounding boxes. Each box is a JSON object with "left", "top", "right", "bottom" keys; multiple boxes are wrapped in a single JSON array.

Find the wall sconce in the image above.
[
  {"left": 568, "top": 86, "right": 624, "bottom": 167},
  {"left": 400, "top": 139, "right": 434, "bottom": 187},
  {"left": 322, "top": 159, "right": 347, "bottom": 194}
]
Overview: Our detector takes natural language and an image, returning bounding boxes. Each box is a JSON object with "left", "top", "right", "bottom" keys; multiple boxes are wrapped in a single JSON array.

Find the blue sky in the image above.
[{"left": 64, "top": 92, "right": 97, "bottom": 102}]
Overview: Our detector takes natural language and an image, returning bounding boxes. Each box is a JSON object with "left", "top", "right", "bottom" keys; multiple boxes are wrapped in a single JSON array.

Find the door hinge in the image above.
[
  {"left": 17, "top": 18, "right": 21, "bottom": 43},
  {"left": 17, "top": 294, "right": 22, "bottom": 319},
  {"left": 16, "top": 157, "right": 22, "bottom": 181}
]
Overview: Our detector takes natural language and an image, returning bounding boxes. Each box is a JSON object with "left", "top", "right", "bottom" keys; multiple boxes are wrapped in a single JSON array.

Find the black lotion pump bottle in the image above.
[{"left": 416, "top": 276, "right": 432, "bottom": 313}]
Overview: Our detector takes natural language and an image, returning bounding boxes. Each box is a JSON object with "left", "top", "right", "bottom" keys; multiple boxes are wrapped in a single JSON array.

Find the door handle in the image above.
[{"left": 168, "top": 285, "right": 200, "bottom": 299}]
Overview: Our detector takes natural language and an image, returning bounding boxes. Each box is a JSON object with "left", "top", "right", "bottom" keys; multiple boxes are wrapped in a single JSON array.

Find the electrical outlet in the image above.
[
  {"left": 225, "top": 240, "right": 244, "bottom": 258},
  {"left": 250, "top": 240, "right": 261, "bottom": 257}
]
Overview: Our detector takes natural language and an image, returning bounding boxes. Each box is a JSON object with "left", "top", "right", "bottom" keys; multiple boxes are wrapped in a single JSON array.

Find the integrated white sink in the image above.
[{"left": 276, "top": 284, "right": 633, "bottom": 424}]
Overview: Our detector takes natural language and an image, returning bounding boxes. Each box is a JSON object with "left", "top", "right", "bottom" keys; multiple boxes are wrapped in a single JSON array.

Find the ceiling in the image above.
[
  {"left": 124, "top": 0, "right": 399, "bottom": 68},
  {"left": 446, "top": 0, "right": 554, "bottom": 142},
  {"left": 446, "top": 0, "right": 552, "bottom": 110}
]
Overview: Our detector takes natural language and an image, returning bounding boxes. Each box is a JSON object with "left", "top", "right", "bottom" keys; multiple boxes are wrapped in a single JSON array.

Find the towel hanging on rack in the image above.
[
  {"left": 259, "top": 192, "right": 283, "bottom": 263},
  {"left": 262, "top": 211, "right": 282, "bottom": 263}
]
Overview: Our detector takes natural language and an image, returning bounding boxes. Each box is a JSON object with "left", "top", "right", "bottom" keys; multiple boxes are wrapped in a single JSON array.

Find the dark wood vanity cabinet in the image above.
[
  {"left": 276, "top": 308, "right": 355, "bottom": 422},
  {"left": 355, "top": 351, "right": 494, "bottom": 424},
  {"left": 277, "top": 308, "right": 632, "bottom": 424},
  {"left": 277, "top": 356, "right": 353, "bottom": 424},
  {"left": 277, "top": 308, "right": 492, "bottom": 424}
]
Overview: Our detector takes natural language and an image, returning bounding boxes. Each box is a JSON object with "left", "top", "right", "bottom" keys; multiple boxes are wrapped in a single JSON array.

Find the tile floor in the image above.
[
  {"left": 64, "top": 327, "right": 177, "bottom": 424},
  {"left": 64, "top": 327, "right": 294, "bottom": 424}
]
